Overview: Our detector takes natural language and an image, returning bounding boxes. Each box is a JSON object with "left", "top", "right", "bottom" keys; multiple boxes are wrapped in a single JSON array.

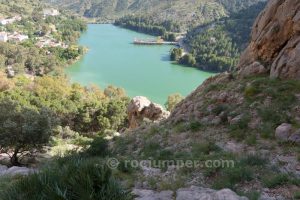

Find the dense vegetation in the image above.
[
  {"left": 115, "top": 15, "right": 179, "bottom": 41},
  {"left": 0, "top": 73, "right": 129, "bottom": 165},
  {"left": 0, "top": 0, "right": 87, "bottom": 76},
  {"left": 181, "top": 2, "right": 267, "bottom": 72},
  {"left": 0, "top": 70, "right": 133, "bottom": 199},
  {"left": 0, "top": 156, "right": 132, "bottom": 200}
]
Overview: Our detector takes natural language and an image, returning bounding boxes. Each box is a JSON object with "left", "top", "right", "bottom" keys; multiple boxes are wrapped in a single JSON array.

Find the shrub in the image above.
[
  {"left": 189, "top": 121, "right": 203, "bottom": 132},
  {"left": 165, "top": 93, "right": 184, "bottom": 111},
  {"left": 192, "top": 142, "right": 220, "bottom": 156},
  {"left": 213, "top": 166, "right": 253, "bottom": 190},
  {"left": 240, "top": 154, "right": 267, "bottom": 166},
  {"left": 141, "top": 142, "right": 161, "bottom": 158},
  {"left": 245, "top": 134, "right": 257, "bottom": 145},
  {"left": 229, "top": 114, "right": 251, "bottom": 141},
  {"left": 242, "top": 191, "right": 261, "bottom": 200},
  {"left": 0, "top": 157, "right": 132, "bottom": 200},
  {"left": 244, "top": 85, "right": 260, "bottom": 98},
  {"left": 294, "top": 191, "right": 300, "bottom": 199},
  {"left": 85, "top": 137, "right": 109, "bottom": 157},
  {"left": 259, "top": 122, "right": 275, "bottom": 139},
  {"left": 263, "top": 174, "right": 289, "bottom": 188}
]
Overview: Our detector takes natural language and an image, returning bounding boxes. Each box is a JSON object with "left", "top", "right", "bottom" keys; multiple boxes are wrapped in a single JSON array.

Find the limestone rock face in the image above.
[
  {"left": 238, "top": 0, "right": 300, "bottom": 80},
  {"left": 127, "top": 96, "right": 170, "bottom": 129}
]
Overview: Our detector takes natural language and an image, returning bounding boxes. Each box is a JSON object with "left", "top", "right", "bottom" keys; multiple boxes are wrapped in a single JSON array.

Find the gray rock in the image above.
[
  {"left": 275, "top": 123, "right": 292, "bottom": 141},
  {"left": 259, "top": 192, "right": 285, "bottom": 200},
  {"left": 211, "top": 117, "right": 222, "bottom": 125},
  {"left": 128, "top": 96, "right": 170, "bottom": 129},
  {"left": 229, "top": 114, "right": 243, "bottom": 125},
  {"left": 1, "top": 166, "right": 35, "bottom": 176},
  {"left": 288, "top": 129, "right": 300, "bottom": 143},
  {"left": 289, "top": 133, "right": 300, "bottom": 144},
  {"left": 132, "top": 189, "right": 173, "bottom": 200},
  {"left": 0, "top": 165, "right": 8, "bottom": 175},
  {"left": 238, "top": 62, "right": 268, "bottom": 78},
  {"left": 176, "top": 186, "right": 248, "bottom": 200},
  {"left": 219, "top": 141, "right": 245, "bottom": 154}
]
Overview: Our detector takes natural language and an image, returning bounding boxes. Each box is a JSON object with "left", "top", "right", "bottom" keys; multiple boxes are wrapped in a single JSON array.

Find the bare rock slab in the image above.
[
  {"left": 132, "top": 189, "right": 173, "bottom": 200},
  {"left": 176, "top": 186, "right": 248, "bottom": 200}
]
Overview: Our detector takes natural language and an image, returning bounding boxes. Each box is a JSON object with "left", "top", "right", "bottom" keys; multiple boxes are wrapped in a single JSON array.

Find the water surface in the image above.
[{"left": 66, "top": 24, "right": 214, "bottom": 104}]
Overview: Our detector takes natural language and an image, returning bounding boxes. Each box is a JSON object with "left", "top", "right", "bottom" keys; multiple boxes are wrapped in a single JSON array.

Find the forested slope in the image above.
[{"left": 45, "top": 0, "right": 266, "bottom": 28}]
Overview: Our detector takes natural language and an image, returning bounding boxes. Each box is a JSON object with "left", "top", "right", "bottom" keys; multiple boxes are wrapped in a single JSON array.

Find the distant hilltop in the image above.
[{"left": 44, "top": 0, "right": 266, "bottom": 29}]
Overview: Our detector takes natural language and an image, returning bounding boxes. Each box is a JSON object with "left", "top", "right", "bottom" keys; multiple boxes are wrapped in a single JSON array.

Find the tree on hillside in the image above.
[
  {"left": 0, "top": 99, "right": 55, "bottom": 166},
  {"left": 165, "top": 93, "right": 184, "bottom": 111}
]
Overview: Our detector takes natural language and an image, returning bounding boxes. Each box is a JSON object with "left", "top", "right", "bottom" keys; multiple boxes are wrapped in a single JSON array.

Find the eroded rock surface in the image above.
[
  {"left": 238, "top": 0, "right": 300, "bottom": 79},
  {"left": 128, "top": 96, "right": 170, "bottom": 129}
]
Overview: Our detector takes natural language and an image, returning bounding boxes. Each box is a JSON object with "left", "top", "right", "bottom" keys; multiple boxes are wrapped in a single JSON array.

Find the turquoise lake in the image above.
[{"left": 66, "top": 24, "right": 214, "bottom": 105}]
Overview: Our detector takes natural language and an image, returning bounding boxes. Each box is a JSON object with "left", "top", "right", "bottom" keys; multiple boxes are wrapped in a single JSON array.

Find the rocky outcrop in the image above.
[
  {"left": 132, "top": 186, "right": 248, "bottom": 200},
  {"left": 238, "top": 0, "right": 300, "bottom": 79},
  {"left": 127, "top": 96, "right": 170, "bottom": 129},
  {"left": 132, "top": 189, "right": 173, "bottom": 200},
  {"left": 275, "top": 123, "right": 300, "bottom": 144},
  {"left": 176, "top": 186, "right": 248, "bottom": 200},
  {"left": 275, "top": 123, "right": 293, "bottom": 141},
  {"left": 168, "top": 73, "right": 238, "bottom": 124}
]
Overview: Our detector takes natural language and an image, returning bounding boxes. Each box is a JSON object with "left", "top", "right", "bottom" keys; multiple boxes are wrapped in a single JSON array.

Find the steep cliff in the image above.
[{"left": 238, "top": 0, "right": 300, "bottom": 79}]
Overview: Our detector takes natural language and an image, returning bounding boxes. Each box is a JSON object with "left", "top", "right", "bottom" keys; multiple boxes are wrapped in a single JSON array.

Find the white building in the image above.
[
  {"left": 0, "top": 32, "right": 8, "bottom": 42},
  {"left": 43, "top": 9, "right": 60, "bottom": 17}
]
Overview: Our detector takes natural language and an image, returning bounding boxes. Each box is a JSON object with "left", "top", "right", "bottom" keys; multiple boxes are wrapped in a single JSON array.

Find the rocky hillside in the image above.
[
  {"left": 111, "top": 0, "right": 300, "bottom": 199},
  {"left": 45, "top": 0, "right": 265, "bottom": 27}
]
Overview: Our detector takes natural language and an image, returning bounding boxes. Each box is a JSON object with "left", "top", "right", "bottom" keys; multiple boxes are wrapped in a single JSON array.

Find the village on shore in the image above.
[
  {"left": 0, "top": 8, "right": 67, "bottom": 48},
  {"left": 0, "top": 8, "right": 70, "bottom": 78}
]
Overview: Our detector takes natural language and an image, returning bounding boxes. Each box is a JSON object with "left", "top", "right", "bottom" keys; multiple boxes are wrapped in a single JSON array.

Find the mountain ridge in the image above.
[{"left": 45, "top": 0, "right": 266, "bottom": 28}]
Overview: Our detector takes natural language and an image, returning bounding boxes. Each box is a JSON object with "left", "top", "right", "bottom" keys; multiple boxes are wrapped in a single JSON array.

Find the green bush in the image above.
[
  {"left": 229, "top": 114, "right": 251, "bottom": 141},
  {"left": 141, "top": 142, "right": 161, "bottom": 158},
  {"left": 192, "top": 142, "right": 220, "bottom": 156},
  {"left": 85, "top": 137, "right": 109, "bottom": 157},
  {"left": 244, "top": 85, "right": 260, "bottom": 98},
  {"left": 242, "top": 191, "right": 261, "bottom": 200},
  {"left": 294, "top": 191, "right": 300, "bottom": 199},
  {"left": 263, "top": 174, "right": 289, "bottom": 188},
  {"left": 240, "top": 154, "right": 267, "bottom": 166},
  {"left": 0, "top": 157, "right": 132, "bottom": 200},
  {"left": 245, "top": 134, "right": 257, "bottom": 145},
  {"left": 189, "top": 121, "right": 203, "bottom": 132},
  {"left": 212, "top": 166, "right": 253, "bottom": 190}
]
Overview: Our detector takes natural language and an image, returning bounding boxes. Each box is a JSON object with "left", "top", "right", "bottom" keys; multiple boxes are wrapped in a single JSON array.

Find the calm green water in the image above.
[{"left": 66, "top": 24, "right": 214, "bottom": 104}]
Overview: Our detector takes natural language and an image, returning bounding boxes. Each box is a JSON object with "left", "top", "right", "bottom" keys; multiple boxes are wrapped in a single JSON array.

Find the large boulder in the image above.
[
  {"left": 127, "top": 96, "right": 170, "bottom": 129},
  {"left": 275, "top": 123, "right": 293, "bottom": 141},
  {"left": 238, "top": 0, "right": 300, "bottom": 80}
]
